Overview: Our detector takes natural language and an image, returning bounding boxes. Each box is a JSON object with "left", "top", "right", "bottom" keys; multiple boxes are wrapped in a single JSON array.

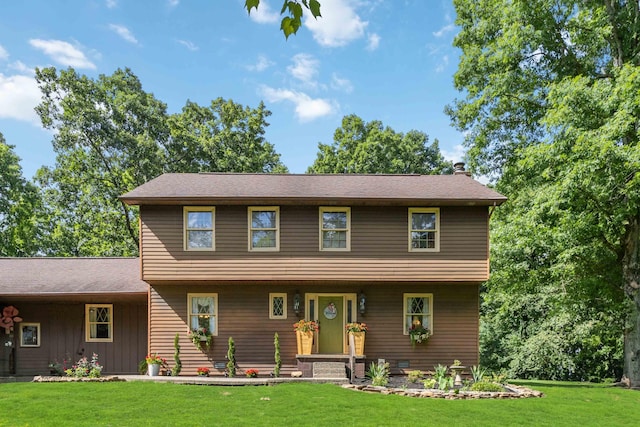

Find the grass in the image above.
[{"left": 0, "top": 380, "right": 638, "bottom": 426}]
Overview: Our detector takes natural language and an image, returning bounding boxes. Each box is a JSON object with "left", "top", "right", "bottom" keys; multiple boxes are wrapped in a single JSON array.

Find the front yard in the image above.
[{"left": 0, "top": 380, "right": 637, "bottom": 426}]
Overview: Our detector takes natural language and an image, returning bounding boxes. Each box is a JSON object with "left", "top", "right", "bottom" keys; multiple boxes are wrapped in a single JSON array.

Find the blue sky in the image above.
[{"left": 0, "top": 0, "right": 465, "bottom": 178}]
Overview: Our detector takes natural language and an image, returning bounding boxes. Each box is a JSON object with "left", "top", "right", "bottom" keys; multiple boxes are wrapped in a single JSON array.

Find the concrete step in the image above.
[{"left": 313, "top": 362, "right": 347, "bottom": 378}]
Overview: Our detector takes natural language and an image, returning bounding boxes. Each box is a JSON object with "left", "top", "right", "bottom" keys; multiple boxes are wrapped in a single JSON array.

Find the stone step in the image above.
[{"left": 313, "top": 362, "right": 347, "bottom": 378}]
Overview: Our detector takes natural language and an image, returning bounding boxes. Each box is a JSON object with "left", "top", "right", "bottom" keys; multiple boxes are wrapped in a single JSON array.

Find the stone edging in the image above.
[
  {"left": 342, "top": 383, "right": 544, "bottom": 399},
  {"left": 33, "top": 375, "right": 125, "bottom": 382}
]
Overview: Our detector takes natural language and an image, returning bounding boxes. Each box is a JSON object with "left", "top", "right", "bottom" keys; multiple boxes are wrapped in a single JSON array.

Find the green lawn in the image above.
[{"left": 0, "top": 380, "right": 638, "bottom": 426}]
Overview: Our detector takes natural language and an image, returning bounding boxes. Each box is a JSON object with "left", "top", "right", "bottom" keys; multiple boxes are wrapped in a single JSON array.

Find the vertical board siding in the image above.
[
  {"left": 11, "top": 300, "right": 147, "bottom": 375},
  {"left": 149, "top": 283, "right": 479, "bottom": 375},
  {"left": 141, "top": 205, "right": 489, "bottom": 282}
]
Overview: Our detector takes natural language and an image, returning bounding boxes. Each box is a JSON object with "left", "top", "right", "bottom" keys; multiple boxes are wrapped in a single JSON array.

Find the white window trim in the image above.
[
  {"left": 85, "top": 304, "right": 113, "bottom": 343},
  {"left": 403, "top": 293, "right": 433, "bottom": 335},
  {"left": 248, "top": 206, "right": 280, "bottom": 252},
  {"left": 319, "top": 207, "right": 351, "bottom": 251},
  {"left": 187, "top": 293, "right": 218, "bottom": 336},
  {"left": 269, "top": 293, "right": 287, "bottom": 319},
  {"left": 183, "top": 206, "right": 216, "bottom": 251},
  {"left": 408, "top": 207, "right": 440, "bottom": 252}
]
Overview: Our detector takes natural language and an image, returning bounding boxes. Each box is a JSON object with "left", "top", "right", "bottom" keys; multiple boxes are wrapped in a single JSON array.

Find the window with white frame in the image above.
[
  {"left": 184, "top": 207, "right": 215, "bottom": 250},
  {"left": 409, "top": 208, "right": 440, "bottom": 252},
  {"left": 319, "top": 207, "right": 350, "bottom": 251},
  {"left": 248, "top": 207, "right": 279, "bottom": 251},
  {"left": 403, "top": 294, "right": 433, "bottom": 334},
  {"left": 269, "top": 293, "right": 287, "bottom": 319},
  {"left": 188, "top": 293, "right": 217, "bottom": 335},
  {"left": 86, "top": 304, "right": 113, "bottom": 342}
]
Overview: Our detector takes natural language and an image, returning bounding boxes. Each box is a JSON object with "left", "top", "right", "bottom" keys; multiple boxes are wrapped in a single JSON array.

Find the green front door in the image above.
[{"left": 318, "top": 296, "right": 344, "bottom": 353}]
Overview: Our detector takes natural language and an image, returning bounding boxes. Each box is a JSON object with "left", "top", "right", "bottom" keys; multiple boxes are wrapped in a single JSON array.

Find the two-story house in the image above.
[
  {"left": 119, "top": 170, "right": 506, "bottom": 376},
  {"left": 0, "top": 169, "right": 505, "bottom": 377}
]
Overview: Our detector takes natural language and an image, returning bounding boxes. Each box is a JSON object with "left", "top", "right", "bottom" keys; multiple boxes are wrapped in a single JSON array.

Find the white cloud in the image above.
[
  {"left": 330, "top": 73, "right": 353, "bottom": 93},
  {"left": 288, "top": 53, "right": 319, "bottom": 87},
  {"left": 366, "top": 33, "right": 380, "bottom": 51},
  {"left": 168, "top": 0, "right": 179, "bottom": 7},
  {"left": 432, "top": 23, "right": 455, "bottom": 38},
  {"left": 247, "top": 0, "right": 279, "bottom": 23},
  {"left": 0, "top": 73, "right": 41, "bottom": 124},
  {"left": 246, "top": 54, "right": 274, "bottom": 72},
  {"left": 105, "top": 0, "right": 117, "bottom": 8},
  {"left": 29, "top": 39, "right": 96, "bottom": 69},
  {"left": 109, "top": 24, "right": 139, "bottom": 45},
  {"left": 435, "top": 55, "right": 449, "bottom": 73},
  {"left": 441, "top": 143, "right": 466, "bottom": 164},
  {"left": 177, "top": 39, "right": 198, "bottom": 51},
  {"left": 9, "top": 61, "right": 32, "bottom": 74},
  {"left": 305, "top": 0, "right": 367, "bottom": 47},
  {"left": 0, "top": 44, "right": 8, "bottom": 61},
  {"left": 259, "top": 86, "right": 334, "bottom": 122}
]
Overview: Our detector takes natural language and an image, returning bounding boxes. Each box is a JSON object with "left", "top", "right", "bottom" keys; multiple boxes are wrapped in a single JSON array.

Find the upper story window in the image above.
[
  {"left": 403, "top": 293, "right": 433, "bottom": 335},
  {"left": 184, "top": 207, "right": 215, "bottom": 251},
  {"left": 86, "top": 304, "right": 113, "bottom": 342},
  {"left": 188, "top": 293, "right": 218, "bottom": 336},
  {"left": 248, "top": 206, "right": 280, "bottom": 251},
  {"left": 408, "top": 208, "right": 440, "bottom": 252},
  {"left": 319, "top": 207, "right": 351, "bottom": 251}
]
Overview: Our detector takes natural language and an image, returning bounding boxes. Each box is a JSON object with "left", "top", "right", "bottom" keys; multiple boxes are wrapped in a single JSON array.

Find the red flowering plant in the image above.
[
  {"left": 345, "top": 322, "right": 368, "bottom": 333},
  {"left": 145, "top": 353, "right": 167, "bottom": 366},
  {"left": 293, "top": 319, "right": 318, "bottom": 333},
  {"left": 188, "top": 327, "right": 213, "bottom": 351},
  {"left": 245, "top": 369, "right": 259, "bottom": 378},
  {"left": 196, "top": 367, "right": 210, "bottom": 376}
]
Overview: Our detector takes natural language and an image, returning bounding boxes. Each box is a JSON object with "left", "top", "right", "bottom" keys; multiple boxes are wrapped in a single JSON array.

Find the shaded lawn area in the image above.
[{"left": 0, "top": 380, "right": 638, "bottom": 426}]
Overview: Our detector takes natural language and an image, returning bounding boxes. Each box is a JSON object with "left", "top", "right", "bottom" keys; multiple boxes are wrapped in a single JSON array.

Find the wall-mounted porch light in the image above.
[
  {"left": 358, "top": 290, "right": 366, "bottom": 315},
  {"left": 293, "top": 291, "right": 302, "bottom": 315}
]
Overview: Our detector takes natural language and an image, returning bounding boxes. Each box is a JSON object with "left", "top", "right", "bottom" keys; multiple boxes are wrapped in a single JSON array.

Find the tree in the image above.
[
  {"left": 245, "top": 0, "right": 321, "bottom": 39},
  {"left": 307, "top": 114, "right": 453, "bottom": 174},
  {"left": 0, "top": 133, "right": 42, "bottom": 256},
  {"left": 449, "top": 0, "right": 640, "bottom": 385},
  {"left": 35, "top": 67, "right": 287, "bottom": 256}
]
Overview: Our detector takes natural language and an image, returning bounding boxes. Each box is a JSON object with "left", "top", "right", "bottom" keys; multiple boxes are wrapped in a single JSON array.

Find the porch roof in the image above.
[{"left": 0, "top": 257, "right": 147, "bottom": 296}]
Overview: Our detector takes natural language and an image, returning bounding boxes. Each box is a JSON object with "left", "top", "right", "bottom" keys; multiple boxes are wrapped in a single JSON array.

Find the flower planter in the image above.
[
  {"left": 349, "top": 332, "right": 365, "bottom": 356},
  {"left": 147, "top": 363, "right": 160, "bottom": 377},
  {"left": 296, "top": 330, "right": 313, "bottom": 355}
]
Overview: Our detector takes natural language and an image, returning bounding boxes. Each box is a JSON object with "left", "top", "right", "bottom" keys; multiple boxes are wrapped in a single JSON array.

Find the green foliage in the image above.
[
  {"left": 470, "top": 365, "right": 486, "bottom": 383},
  {"left": 469, "top": 381, "right": 504, "bottom": 392},
  {"left": 173, "top": 333, "right": 182, "bottom": 376},
  {"left": 273, "top": 332, "right": 281, "bottom": 378},
  {"left": 407, "top": 370, "right": 423, "bottom": 383},
  {"left": 65, "top": 353, "right": 102, "bottom": 378},
  {"left": 245, "top": 1, "right": 321, "bottom": 39},
  {"left": 307, "top": 114, "right": 453, "bottom": 174},
  {"left": 0, "top": 134, "right": 43, "bottom": 256},
  {"left": 226, "top": 337, "right": 236, "bottom": 377},
  {"left": 366, "top": 362, "right": 390, "bottom": 387},
  {"left": 422, "top": 378, "right": 437, "bottom": 389}
]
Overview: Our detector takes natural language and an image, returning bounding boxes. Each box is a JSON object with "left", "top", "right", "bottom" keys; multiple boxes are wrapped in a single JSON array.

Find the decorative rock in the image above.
[{"left": 290, "top": 371, "right": 303, "bottom": 378}]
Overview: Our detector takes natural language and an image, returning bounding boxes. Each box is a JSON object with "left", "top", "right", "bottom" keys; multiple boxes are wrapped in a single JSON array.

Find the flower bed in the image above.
[{"left": 342, "top": 382, "right": 543, "bottom": 399}]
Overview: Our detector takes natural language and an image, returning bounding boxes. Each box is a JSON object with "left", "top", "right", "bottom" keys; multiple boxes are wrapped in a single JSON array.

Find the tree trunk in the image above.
[{"left": 623, "top": 214, "right": 640, "bottom": 387}]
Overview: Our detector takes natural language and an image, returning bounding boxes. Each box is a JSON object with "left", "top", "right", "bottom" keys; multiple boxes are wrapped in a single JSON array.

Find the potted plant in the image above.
[
  {"left": 408, "top": 321, "right": 431, "bottom": 348},
  {"left": 345, "top": 322, "right": 368, "bottom": 356},
  {"left": 245, "top": 369, "right": 259, "bottom": 378},
  {"left": 196, "top": 367, "right": 210, "bottom": 377},
  {"left": 145, "top": 353, "right": 166, "bottom": 376},
  {"left": 293, "top": 319, "right": 318, "bottom": 355},
  {"left": 188, "top": 327, "right": 213, "bottom": 351}
]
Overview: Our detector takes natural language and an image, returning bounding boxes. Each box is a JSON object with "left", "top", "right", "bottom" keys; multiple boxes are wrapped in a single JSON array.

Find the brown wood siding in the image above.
[
  {"left": 7, "top": 300, "right": 147, "bottom": 375},
  {"left": 140, "top": 205, "right": 489, "bottom": 283},
  {"left": 149, "top": 283, "right": 479, "bottom": 375}
]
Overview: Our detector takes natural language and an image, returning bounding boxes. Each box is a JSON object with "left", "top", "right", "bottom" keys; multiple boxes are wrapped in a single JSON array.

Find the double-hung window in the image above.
[
  {"left": 86, "top": 304, "right": 113, "bottom": 342},
  {"left": 184, "top": 207, "right": 215, "bottom": 251},
  {"left": 403, "top": 294, "right": 433, "bottom": 334},
  {"left": 188, "top": 293, "right": 217, "bottom": 335},
  {"left": 409, "top": 208, "right": 440, "bottom": 252},
  {"left": 319, "top": 207, "right": 350, "bottom": 251},
  {"left": 248, "top": 207, "right": 279, "bottom": 251}
]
